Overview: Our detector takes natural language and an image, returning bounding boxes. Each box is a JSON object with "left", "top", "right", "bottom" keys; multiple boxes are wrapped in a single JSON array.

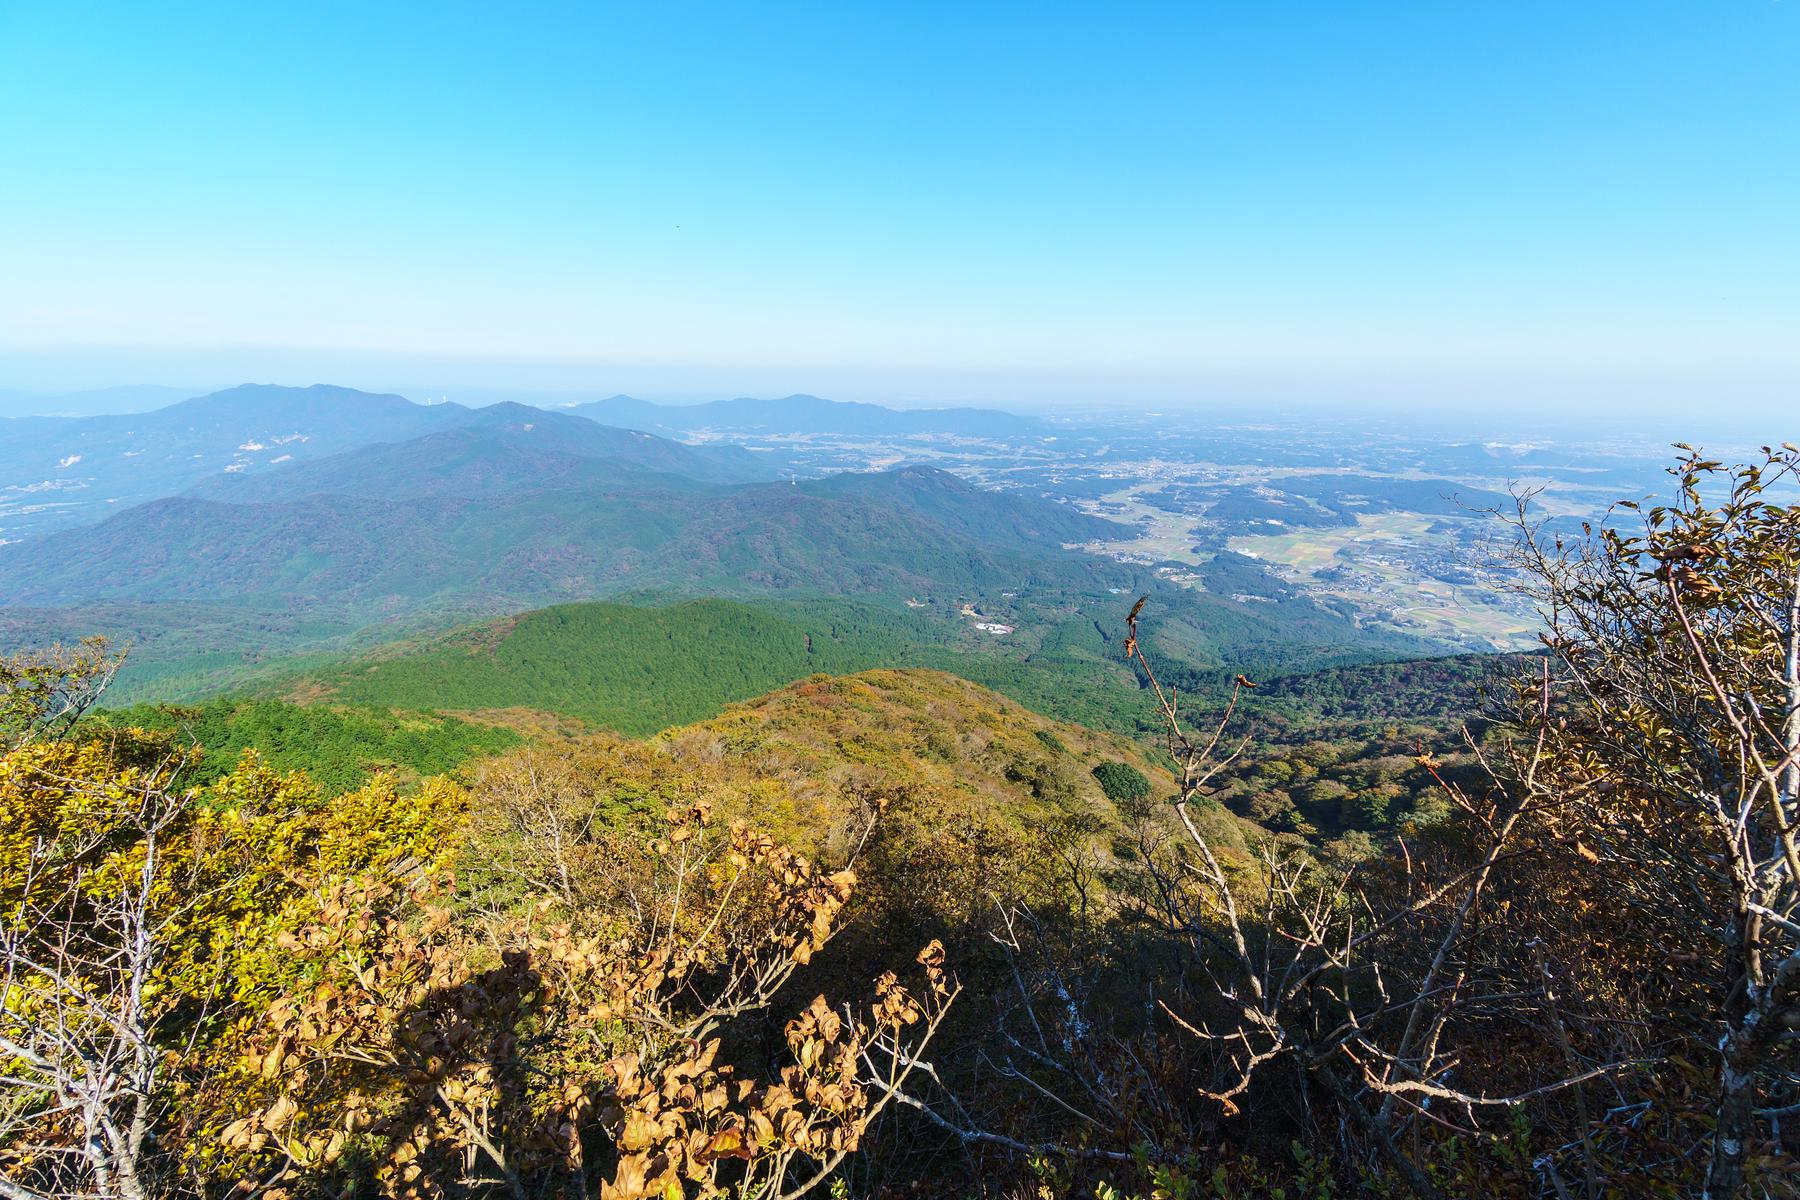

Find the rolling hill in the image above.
[
  {"left": 0, "top": 384, "right": 469, "bottom": 535},
  {"left": 648, "top": 667, "right": 1252, "bottom": 876},
  {"left": 0, "top": 465, "right": 1120, "bottom": 613},
  {"left": 289, "top": 598, "right": 953, "bottom": 735},
  {"left": 183, "top": 402, "right": 772, "bottom": 501},
  {"left": 1, "top": 384, "right": 1447, "bottom": 713},
  {"left": 3, "top": 452, "right": 1433, "bottom": 696},
  {"left": 131, "top": 664, "right": 1250, "bottom": 868},
  {"left": 249, "top": 591, "right": 1452, "bottom": 742},
  {"left": 0, "top": 384, "right": 774, "bottom": 538}
]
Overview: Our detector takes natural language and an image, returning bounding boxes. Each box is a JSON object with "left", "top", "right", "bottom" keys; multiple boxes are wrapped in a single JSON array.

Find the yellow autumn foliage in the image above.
[{"left": 1, "top": 725, "right": 471, "bottom": 1191}]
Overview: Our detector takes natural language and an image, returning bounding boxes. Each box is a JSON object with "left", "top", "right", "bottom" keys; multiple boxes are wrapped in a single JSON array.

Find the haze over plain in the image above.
[{"left": 2, "top": 1, "right": 1795, "bottom": 426}]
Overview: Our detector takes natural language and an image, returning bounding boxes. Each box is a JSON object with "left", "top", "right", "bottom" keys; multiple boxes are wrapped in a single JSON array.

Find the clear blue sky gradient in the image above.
[{"left": 1, "top": 1, "right": 1795, "bottom": 411}]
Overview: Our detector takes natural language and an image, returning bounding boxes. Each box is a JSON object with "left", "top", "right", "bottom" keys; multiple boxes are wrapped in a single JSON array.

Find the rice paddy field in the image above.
[{"left": 1232, "top": 513, "right": 1537, "bottom": 648}]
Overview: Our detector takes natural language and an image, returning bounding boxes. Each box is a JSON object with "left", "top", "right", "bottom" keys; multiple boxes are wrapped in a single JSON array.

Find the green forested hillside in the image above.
[
  {"left": 284, "top": 595, "right": 1137, "bottom": 737},
  {"left": 0, "top": 467, "right": 1113, "bottom": 613},
  {"left": 65, "top": 590, "right": 1514, "bottom": 870},
  {"left": 1257, "top": 650, "right": 1520, "bottom": 722},
  {"left": 94, "top": 629, "right": 1500, "bottom": 852},
  {"left": 185, "top": 403, "right": 773, "bottom": 501},
  {"left": 96, "top": 697, "right": 522, "bottom": 793},
  {"left": 1151, "top": 652, "right": 1521, "bottom": 847},
  {"left": 305, "top": 598, "right": 951, "bottom": 735},
  {"left": 270, "top": 594, "right": 1458, "bottom": 740},
  {"left": 6, "top": 458, "right": 1440, "bottom": 706},
  {"left": 0, "top": 386, "right": 775, "bottom": 538}
]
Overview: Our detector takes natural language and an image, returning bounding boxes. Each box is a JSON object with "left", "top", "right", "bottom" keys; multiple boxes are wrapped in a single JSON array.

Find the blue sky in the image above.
[{"left": 0, "top": 1, "right": 1795, "bottom": 413}]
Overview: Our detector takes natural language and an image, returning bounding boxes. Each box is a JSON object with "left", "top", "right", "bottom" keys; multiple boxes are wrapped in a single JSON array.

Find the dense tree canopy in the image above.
[{"left": 1089, "top": 759, "right": 1150, "bottom": 803}]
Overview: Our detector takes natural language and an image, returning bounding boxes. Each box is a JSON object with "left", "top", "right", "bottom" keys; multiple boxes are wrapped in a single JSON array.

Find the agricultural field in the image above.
[{"left": 1232, "top": 511, "right": 1537, "bottom": 648}]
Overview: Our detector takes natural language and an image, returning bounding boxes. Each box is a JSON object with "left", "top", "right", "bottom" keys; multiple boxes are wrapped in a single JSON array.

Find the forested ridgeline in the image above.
[
  {"left": 84, "top": 596, "right": 1507, "bottom": 843},
  {"left": 5, "top": 448, "right": 1800, "bottom": 1199},
  {"left": 242, "top": 586, "right": 1436, "bottom": 744}
]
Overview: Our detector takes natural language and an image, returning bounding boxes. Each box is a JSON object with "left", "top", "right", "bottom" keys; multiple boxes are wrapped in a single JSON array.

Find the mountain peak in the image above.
[{"left": 169, "top": 383, "right": 436, "bottom": 417}]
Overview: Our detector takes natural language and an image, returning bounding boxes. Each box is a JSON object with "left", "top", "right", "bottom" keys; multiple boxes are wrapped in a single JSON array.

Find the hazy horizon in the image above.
[
  {"left": 0, "top": 359, "right": 1789, "bottom": 443},
  {"left": 4, "top": 2, "right": 1797, "bottom": 423}
]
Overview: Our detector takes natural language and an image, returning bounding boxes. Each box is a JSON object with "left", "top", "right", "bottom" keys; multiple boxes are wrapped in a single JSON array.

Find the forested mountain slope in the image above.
[
  {"left": 293, "top": 598, "right": 950, "bottom": 735},
  {"left": 652, "top": 667, "right": 1256, "bottom": 870},
  {"left": 0, "top": 384, "right": 469, "bottom": 533},
  {"left": 184, "top": 402, "right": 772, "bottom": 500},
  {"left": 0, "top": 385, "right": 773, "bottom": 537},
  {"left": 97, "top": 697, "right": 523, "bottom": 794},
  {"left": 241, "top": 588, "right": 1453, "bottom": 745},
  {"left": 0, "top": 467, "right": 1111, "bottom": 612}
]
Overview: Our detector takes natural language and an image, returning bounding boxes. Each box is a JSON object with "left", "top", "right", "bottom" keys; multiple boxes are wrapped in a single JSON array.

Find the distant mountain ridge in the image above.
[
  {"left": 0, "top": 384, "right": 199, "bottom": 419},
  {"left": 0, "top": 385, "right": 469, "bottom": 537},
  {"left": 1, "top": 384, "right": 1039, "bottom": 543},
  {"left": 0, "top": 384, "right": 772, "bottom": 536},
  {"left": 0, "top": 381, "right": 1455, "bottom": 720},
  {"left": 569, "top": 393, "right": 1050, "bottom": 439},
  {"left": 185, "top": 401, "right": 772, "bottom": 501},
  {"left": 0, "top": 463, "right": 1120, "bottom": 615}
]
